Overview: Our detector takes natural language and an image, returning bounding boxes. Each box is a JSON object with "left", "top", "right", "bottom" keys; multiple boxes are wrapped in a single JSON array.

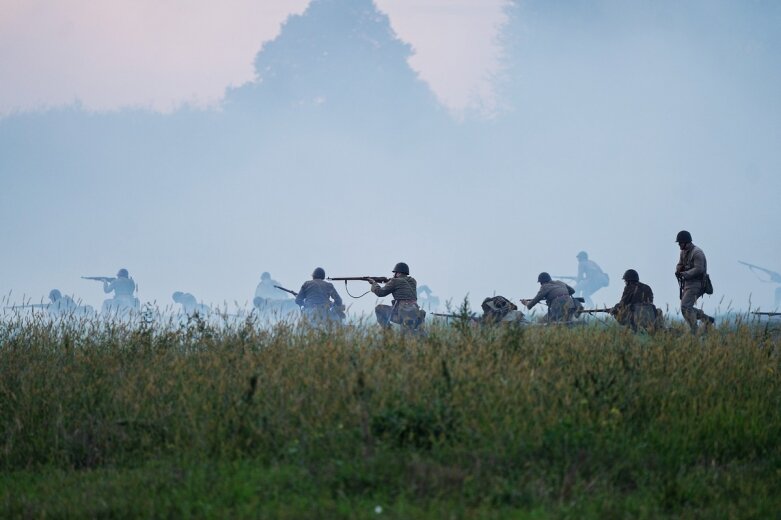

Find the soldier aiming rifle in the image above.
[{"left": 330, "top": 262, "right": 424, "bottom": 331}]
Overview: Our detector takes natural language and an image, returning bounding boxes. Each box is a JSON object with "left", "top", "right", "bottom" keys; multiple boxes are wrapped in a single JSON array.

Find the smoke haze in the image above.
[{"left": 1, "top": 0, "right": 779, "bottom": 316}]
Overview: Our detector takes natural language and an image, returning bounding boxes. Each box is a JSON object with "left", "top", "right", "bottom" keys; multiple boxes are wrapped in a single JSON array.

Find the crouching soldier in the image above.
[
  {"left": 295, "top": 267, "right": 345, "bottom": 325},
  {"left": 611, "top": 269, "right": 660, "bottom": 331},
  {"left": 370, "top": 262, "right": 425, "bottom": 330},
  {"left": 522, "top": 272, "right": 581, "bottom": 323}
]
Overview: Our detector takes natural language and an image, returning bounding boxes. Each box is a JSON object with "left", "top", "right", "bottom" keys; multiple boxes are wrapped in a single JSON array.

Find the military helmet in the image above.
[
  {"left": 537, "top": 272, "right": 552, "bottom": 283},
  {"left": 675, "top": 230, "right": 692, "bottom": 243},
  {"left": 172, "top": 291, "right": 184, "bottom": 302},
  {"left": 117, "top": 268, "right": 129, "bottom": 278},
  {"left": 261, "top": 272, "right": 271, "bottom": 280},
  {"left": 312, "top": 267, "right": 326, "bottom": 279},
  {"left": 576, "top": 251, "right": 588, "bottom": 260},
  {"left": 622, "top": 269, "right": 640, "bottom": 282},
  {"left": 393, "top": 262, "right": 410, "bottom": 275},
  {"left": 49, "top": 289, "right": 62, "bottom": 301}
]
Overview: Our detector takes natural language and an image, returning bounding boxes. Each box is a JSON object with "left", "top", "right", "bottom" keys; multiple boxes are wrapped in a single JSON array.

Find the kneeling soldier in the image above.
[
  {"left": 296, "top": 267, "right": 344, "bottom": 325},
  {"left": 522, "top": 272, "right": 581, "bottom": 323},
  {"left": 370, "top": 262, "right": 425, "bottom": 330},
  {"left": 611, "top": 269, "right": 658, "bottom": 331}
]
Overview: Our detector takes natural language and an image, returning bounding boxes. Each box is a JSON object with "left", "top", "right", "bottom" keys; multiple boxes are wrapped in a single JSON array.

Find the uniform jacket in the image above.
[
  {"left": 295, "top": 279, "right": 342, "bottom": 308},
  {"left": 528, "top": 280, "right": 575, "bottom": 308},
  {"left": 616, "top": 281, "right": 654, "bottom": 308},
  {"left": 676, "top": 243, "right": 707, "bottom": 289},
  {"left": 104, "top": 277, "right": 136, "bottom": 297},
  {"left": 371, "top": 275, "right": 418, "bottom": 301}
]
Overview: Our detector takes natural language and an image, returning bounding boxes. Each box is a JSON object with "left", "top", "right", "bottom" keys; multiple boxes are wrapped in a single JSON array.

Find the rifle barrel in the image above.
[{"left": 274, "top": 285, "right": 298, "bottom": 297}]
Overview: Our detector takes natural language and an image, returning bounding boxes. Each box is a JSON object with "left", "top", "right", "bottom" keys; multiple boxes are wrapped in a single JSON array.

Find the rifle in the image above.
[
  {"left": 82, "top": 276, "right": 115, "bottom": 283},
  {"left": 553, "top": 275, "right": 578, "bottom": 282},
  {"left": 432, "top": 312, "right": 480, "bottom": 321},
  {"left": 751, "top": 311, "right": 781, "bottom": 317},
  {"left": 738, "top": 261, "right": 781, "bottom": 283},
  {"left": 327, "top": 276, "right": 391, "bottom": 284},
  {"left": 521, "top": 296, "right": 586, "bottom": 306},
  {"left": 580, "top": 308, "right": 613, "bottom": 314},
  {"left": 274, "top": 285, "right": 298, "bottom": 297}
]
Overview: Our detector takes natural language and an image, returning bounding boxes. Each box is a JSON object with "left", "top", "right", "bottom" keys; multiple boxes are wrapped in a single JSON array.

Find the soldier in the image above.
[
  {"left": 522, "top": 272, "right": 581, "bottom": 323},
  {"left": 417, "top": 285, "right": 440, "bottom": 312},
  {"left": 295, "top": 267, "right": 344, "bottom": 325},
  {"left": 675, "top": 230, "right": 715, "bottom": 334},
  {"left": 610, "top": 270, "right": 658, "bottom": 331},
  {"left": 102, "top": 268, "right": 140, "bottom": 315},
  {"left": 48, "top": 289, "right": 94, "bottom": 317},
  {"left": 172, "top": 292, "right": 211, "bottom": 317},
  {"left": 575, "top": 251, "right": 609, "bottom": 307},
  {"left": 255, "top": 272, "right": 286, "bottom": 301},
  {"left": 369, "top": 262, "right": 425, "bottom": 330}
]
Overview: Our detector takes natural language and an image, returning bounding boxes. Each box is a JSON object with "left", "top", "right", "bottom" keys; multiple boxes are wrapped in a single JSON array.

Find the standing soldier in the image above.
[
  {"left": 610, "top": 270, "right": 658, "bottom": 331},
  {"left": 522, "top": 273, "right": 581, "bottom": 323},
  {"left": 369, "top": 262, "right": 425, "bottom": 330},
  {"left": 675, "top": 230, "right": 715, "bottom": 333},
  {"left": 575, "top": 251, "right": 609, "bottom": 306},
  {"left": 295, "top": 267, "right": 344, "bottom": 325}
]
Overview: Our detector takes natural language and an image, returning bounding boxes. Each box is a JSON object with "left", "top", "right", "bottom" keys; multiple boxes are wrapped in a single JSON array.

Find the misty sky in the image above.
[{"left": 1, "top": 0, "right": 780, "bottom": 317}]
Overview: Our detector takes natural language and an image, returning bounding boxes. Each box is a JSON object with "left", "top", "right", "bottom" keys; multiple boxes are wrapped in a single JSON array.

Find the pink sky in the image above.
[{"left": 0, "top": 0, "right": 507, "bottom": 116}]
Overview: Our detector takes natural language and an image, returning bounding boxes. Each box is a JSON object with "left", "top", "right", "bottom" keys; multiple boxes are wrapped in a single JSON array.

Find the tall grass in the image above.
[{"left": 1, "top": 312, "right": 779, "bottom": 517}]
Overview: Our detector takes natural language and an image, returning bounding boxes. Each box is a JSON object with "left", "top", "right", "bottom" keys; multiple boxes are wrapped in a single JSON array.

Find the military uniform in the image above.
[
  {"left": 296, "top": 279, "right": 343, "bottom": 324},
  {"left": 613, "top": 281, "right": 657, "bottom": 331},
  {"left": 527, "top": 280, "right": 579, "bottom": 322},
  {"left": 676, "top": 242, "right": 713, "bottom": 332},
  {"left": 173, "top": 292, "right": 211, "bottom": 317},
  {"left": 103, "top": 275, "right": 139, "bottom": 314},
  {"left": 372, "top": 275, "right": 422, "bottom": 328},
  {"left": 576, "top": 257, "right": 609, "bottom": 306}
]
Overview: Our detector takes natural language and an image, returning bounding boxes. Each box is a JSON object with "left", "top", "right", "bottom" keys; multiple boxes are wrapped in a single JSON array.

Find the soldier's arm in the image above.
[
  {"left": 330, "top": 285, "right": 343, "bottom": 306},
  {"left": 371, "top": 278, "right": 395, "bottom": 297},
  {"left": 682, "top": 249, "right": 706, "bottom": 279},
  {"left": 294, "top": 285, "right": 306, "bottom": 306},
  {"left": 526, "top": 287, "right": 546, "bottom": 308},
  {"left": 103, "top": 280, "right": 114, "bottom": 294},
  {"left": 566, "top": 284, "right": 575, "bottom": 296},
  {"left": 617, "top": 285, "right": 633, "bottom": 307}
]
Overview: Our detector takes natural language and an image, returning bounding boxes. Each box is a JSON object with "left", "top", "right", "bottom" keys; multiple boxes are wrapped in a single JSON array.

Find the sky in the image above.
[
  {"left": 0, "top": 0, "right": 507, "bottom": 116},
  {"left": 1, "top": 0, "right": 780, "bottom": 318}
]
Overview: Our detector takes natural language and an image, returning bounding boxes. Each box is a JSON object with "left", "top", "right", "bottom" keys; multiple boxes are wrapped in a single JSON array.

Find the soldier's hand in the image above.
[{"left": 366, "top": 278, "right": 375, "bottom": 284}]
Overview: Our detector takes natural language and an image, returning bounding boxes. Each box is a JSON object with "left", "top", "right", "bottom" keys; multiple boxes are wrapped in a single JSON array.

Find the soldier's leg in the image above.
[
  {"left": 375, "top": 304, "right": 393, "bottom": 327},
  {"left": 548, "top": 298, "right": 566, "bottom": 322},
  {"left": 680, "top": 288, "right": 701, "bottom": 333}
]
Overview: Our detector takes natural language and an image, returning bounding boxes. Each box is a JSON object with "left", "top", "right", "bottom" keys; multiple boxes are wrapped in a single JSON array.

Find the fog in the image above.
[{"left": 1, "top": 0, "right": 779, "bottom": 317}]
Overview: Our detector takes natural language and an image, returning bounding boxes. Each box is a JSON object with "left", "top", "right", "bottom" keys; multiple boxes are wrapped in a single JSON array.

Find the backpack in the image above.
[
  {"left": 481, "top": 296, "right": 517, "bottom": 323},
  {"left": 703, "top": 274, "right": 714, "bottom": 295}
]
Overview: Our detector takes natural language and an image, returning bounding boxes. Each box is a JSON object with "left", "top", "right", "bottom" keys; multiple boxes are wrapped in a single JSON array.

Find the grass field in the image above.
[{"left": 1, "top": 313, "right": 779, "bottom": 518}]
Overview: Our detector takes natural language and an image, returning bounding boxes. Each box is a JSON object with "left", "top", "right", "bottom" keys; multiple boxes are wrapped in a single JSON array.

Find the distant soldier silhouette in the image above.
[
  {"left": 522, "top": 273, "right": 581, "bottom": 323},
  {"left": 610, "top": 270, "right": 659, "bottom": 332},
  {"left": 295, "top": 267, "right": 344, "bottom": 325},
  {"left": 575, "top": 251, "right": 609, "bottom": 307},
  {"left": 172, "top": 292, "right": 211, "bottom": 317},
  {"left": 675, "top": 230, "right": 715, "bottom": 334},
  {"left": 255, "top": 272, "right": 286, "bottom": 302},
  {"left": 370, "top": 262, "right": 425, "bottom": 331},
  {"left": 48, "top": 289, "right": 94, "bottom": 318},
  {"left": 417, "top": 285, "right": 440, "bottom": 312},
  {"left": 102, "top": 269, "right": 140, "bottom": 315}
]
